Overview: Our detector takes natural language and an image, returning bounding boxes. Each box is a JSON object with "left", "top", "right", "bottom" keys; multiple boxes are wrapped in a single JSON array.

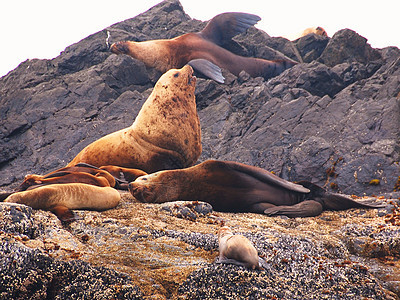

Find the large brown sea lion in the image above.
[
  {"left": 66, "top": 65, "right": 201, "bottom": 173},
  {"left": 3, "top": 183, "right": 121, "bottom": 222},
  {"left": 110, "top": 12, "right": 297, "bottom": 82},
  {"left": 128, "top": 160, "right": 385, "bottom": 218},
  {"left": 216, "top": 226, "right": 261, "bottom": 270}
]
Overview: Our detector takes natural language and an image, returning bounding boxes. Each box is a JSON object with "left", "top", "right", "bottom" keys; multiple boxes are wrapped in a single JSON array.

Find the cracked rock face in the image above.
[{"left": 0, "top": 0, "right": 400, "bottom": 298}]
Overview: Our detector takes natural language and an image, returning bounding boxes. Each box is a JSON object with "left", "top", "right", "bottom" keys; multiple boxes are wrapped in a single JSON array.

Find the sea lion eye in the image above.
[
  {"left": 174, "top": 72, "right": 179, "bottom": 77},
  {"left": 141, "top": 178, "right": 147, "bottom": 181}
]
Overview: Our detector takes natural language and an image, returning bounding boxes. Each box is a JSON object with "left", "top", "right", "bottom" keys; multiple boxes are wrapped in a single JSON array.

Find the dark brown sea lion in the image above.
[
  {"left": 16, "top": 163, "right": 118, "bottom": 192},
  {"left": 3, "top": 183, "right": 121, "bottom": 222},
  {"left": 216, "top": 226, "right": 261, "bottom": 270},
  {"left": 66, "top": 65, "right": 201, "bottom": 173},
  {"left": 128, "top": 160, "right": 385, "bottom": 218},
  {"left": 110, "top": 12, "right": 297, "bottom": 82}
]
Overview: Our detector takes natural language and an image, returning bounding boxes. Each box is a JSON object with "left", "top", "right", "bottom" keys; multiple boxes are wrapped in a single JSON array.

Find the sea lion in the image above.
[
  {"left": 67, "top": 65, "right": 201, "bottom": 173},
  {"left": 110, "top": 12, "right": 297, "bottom": 82},
  {"left": 216, "top": 226, "right": 261, "bottom": 270},
  {"left": 99, "top": 165, "right": 147, "bottom": 183},
  {"left": 292, "top": 26, "right": 328, "bottom": 40},
  {"left": 16, "top": 163, "right": 118, "bottom": 192},
  {"left": 128, "top": 160, "right": 385, "bottom": 217},
  {"left": 3, "top": 183, "right": 121, "bottom": 222}
]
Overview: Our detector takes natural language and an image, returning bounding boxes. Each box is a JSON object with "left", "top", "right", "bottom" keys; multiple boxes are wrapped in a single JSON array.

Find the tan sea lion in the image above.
[
  {"left": 216, "top": 226, "right": 261, "bottom": 270},
  {"left": 110, "top": 12, "right": 297, "bottom": 82},
  {"left": 128, "top": 160, "right": 385, "bottom": 218},
  {"left": 3, "top": 183, "right": 121, "bottom": 222},
  {"left": 67, "top": 65, "right": 201, "bottom": 173},
  {"left": 294, "top": 26, "right": 328, "bottom": 40}
]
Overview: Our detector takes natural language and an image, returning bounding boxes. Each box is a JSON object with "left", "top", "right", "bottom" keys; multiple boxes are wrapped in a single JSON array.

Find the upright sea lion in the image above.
[
  {"left": 3, "top": 183, "right": 121, "bottom": 222},
  {"left": 67, "top": 65, "right": 201, "bottom": 173},
  {"left": 110, "top": 12, "right": 297, "bottom": 82},
  {"left": 216, "top": 226, "right": 261, "bottom": 270},
  {"left": 128, "top": 160, "right": 385, "bottom": 217}
]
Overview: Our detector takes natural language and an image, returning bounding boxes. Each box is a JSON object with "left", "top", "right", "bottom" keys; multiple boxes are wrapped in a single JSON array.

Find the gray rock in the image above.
[{"left": 0, "top": 1, "right": 399, "bottom": 297}]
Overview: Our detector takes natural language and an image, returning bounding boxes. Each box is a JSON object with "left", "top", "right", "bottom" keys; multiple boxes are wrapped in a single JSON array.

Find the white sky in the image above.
[{"left": 1, "top": 0, "right": 399, "bottom": 77}]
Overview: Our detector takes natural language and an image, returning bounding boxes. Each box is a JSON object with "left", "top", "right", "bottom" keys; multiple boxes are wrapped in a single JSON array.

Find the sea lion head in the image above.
[
  {"left": 315, "top": 27, "right": 328, "bottom": 37},
  {"left": 128, "top": 172, "right": 177, "bottom": 203},
  {"left": 155, "top": 64, "right": 196, "bottom": 91},
  {"left": 110, "top": 41, "right": 131, "bottom": 55},
  {"left": 218, "top": 226, "right": 233, "bottom": 239}
]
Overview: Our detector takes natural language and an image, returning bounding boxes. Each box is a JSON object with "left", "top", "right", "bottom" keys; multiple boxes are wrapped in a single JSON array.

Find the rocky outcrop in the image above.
[
  {"left": 0, "top": 0, "right": 400, "bottom": 298},
  {"left": 0, "top": 1, "right": 398, "bottom": 196}
]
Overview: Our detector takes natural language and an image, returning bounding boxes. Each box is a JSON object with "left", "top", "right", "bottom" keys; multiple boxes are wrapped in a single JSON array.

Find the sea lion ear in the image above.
[{"left": 187, "top": 59, "right": 225, "bottom": 83}]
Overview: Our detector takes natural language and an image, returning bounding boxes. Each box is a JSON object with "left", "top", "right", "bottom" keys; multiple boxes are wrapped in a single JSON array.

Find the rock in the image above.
[
  {"left": 318, "top": 29, "right": 382, "bottom": 67},
  {"left": 161, "top": 201, "right": 213, "bottom": 220},
  {"left": 294, "top": 33, "right": 329, "bottom": 62},
  {"left": 0, "top": 0, "right": 400, "bottom": 298}
]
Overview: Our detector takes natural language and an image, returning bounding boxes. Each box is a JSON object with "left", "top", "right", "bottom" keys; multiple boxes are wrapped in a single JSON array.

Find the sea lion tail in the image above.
[{"left": 188, "top": 59, "right": 225, "bottom": 83}]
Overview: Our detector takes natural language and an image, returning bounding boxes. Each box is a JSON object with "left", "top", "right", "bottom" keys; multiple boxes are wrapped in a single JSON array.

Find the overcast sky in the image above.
[{"left": 1, "top": 0, "right": 399, "bottom": 77}]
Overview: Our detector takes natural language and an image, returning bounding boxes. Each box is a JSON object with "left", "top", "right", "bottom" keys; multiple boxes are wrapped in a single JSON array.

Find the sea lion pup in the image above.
[
  {"left": 66, "top": 65, "right": 201, "bottom": 173},
  {"left": 216, "top": 226, "right": 261, "bottom": 270},
  {"left": 3, "top": 183, "right": 121, "bottom": 222},
  {"left": 128, "top": 160, "right": 385, "bottom": 218},
  {"left": 110, "top": 12, "right": 297, "bottom": 82}
]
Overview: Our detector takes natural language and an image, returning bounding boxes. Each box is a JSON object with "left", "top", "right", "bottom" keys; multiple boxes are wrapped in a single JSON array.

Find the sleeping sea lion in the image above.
[
  {"left": 110, "top": 12, "right": 297, "bottom": 82},
  {"left": 128, "top": 160, "right": 385, "bottom": 218},
  {"left": 216, "top": 226, "right": 261, "bottom": 270},
  {"left": 3, "top": 183, "right": 121, "bottom": 222},
  {"left": 290, "top": 26, "right": 328, "bottom": 40},
  {"left": 66, "top": 65, "right": 201, "bottom": 173}
]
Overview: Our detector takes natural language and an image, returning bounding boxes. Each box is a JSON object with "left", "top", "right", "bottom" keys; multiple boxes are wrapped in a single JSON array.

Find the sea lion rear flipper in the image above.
[
  {"left": 321, "top": 193, "right": 386, "bottom": 210},
  {"left": 188, "top": 59, "right": 225, "bottom": 83},
  {"left": 199, "top": 12, "right": 261, "bottom": 46},
  {"left": 51, "top": 205, "right": 79, "bottom": 223},
  {"left": 264, "top": 200, "right": 323, "bottom": 218},
  {"left": 0, "top": 192, "right": 14, "bottom": 201}
]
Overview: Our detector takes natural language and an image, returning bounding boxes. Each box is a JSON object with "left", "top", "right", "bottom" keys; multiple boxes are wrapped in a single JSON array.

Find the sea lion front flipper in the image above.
[
  {"left": 216, "top": 257, "right": 253, "bottom": 268},
  {"left": 74, "top": 162, "right": 101, "bottom": 169},
  {"left": 223, "top": 161, "right": 310, "bottom": 193},
  {"left": 199, "top": 12, "right": 261, "bottom": 46},
  {"left": 264, "top": 200, "right": 323, "bottom": 218},
  {"left": 188, "top": 59, "right": 225, "bottom": 83},
  {"left": 51, "top": 205, "right": 79, "bottom": 223}
]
